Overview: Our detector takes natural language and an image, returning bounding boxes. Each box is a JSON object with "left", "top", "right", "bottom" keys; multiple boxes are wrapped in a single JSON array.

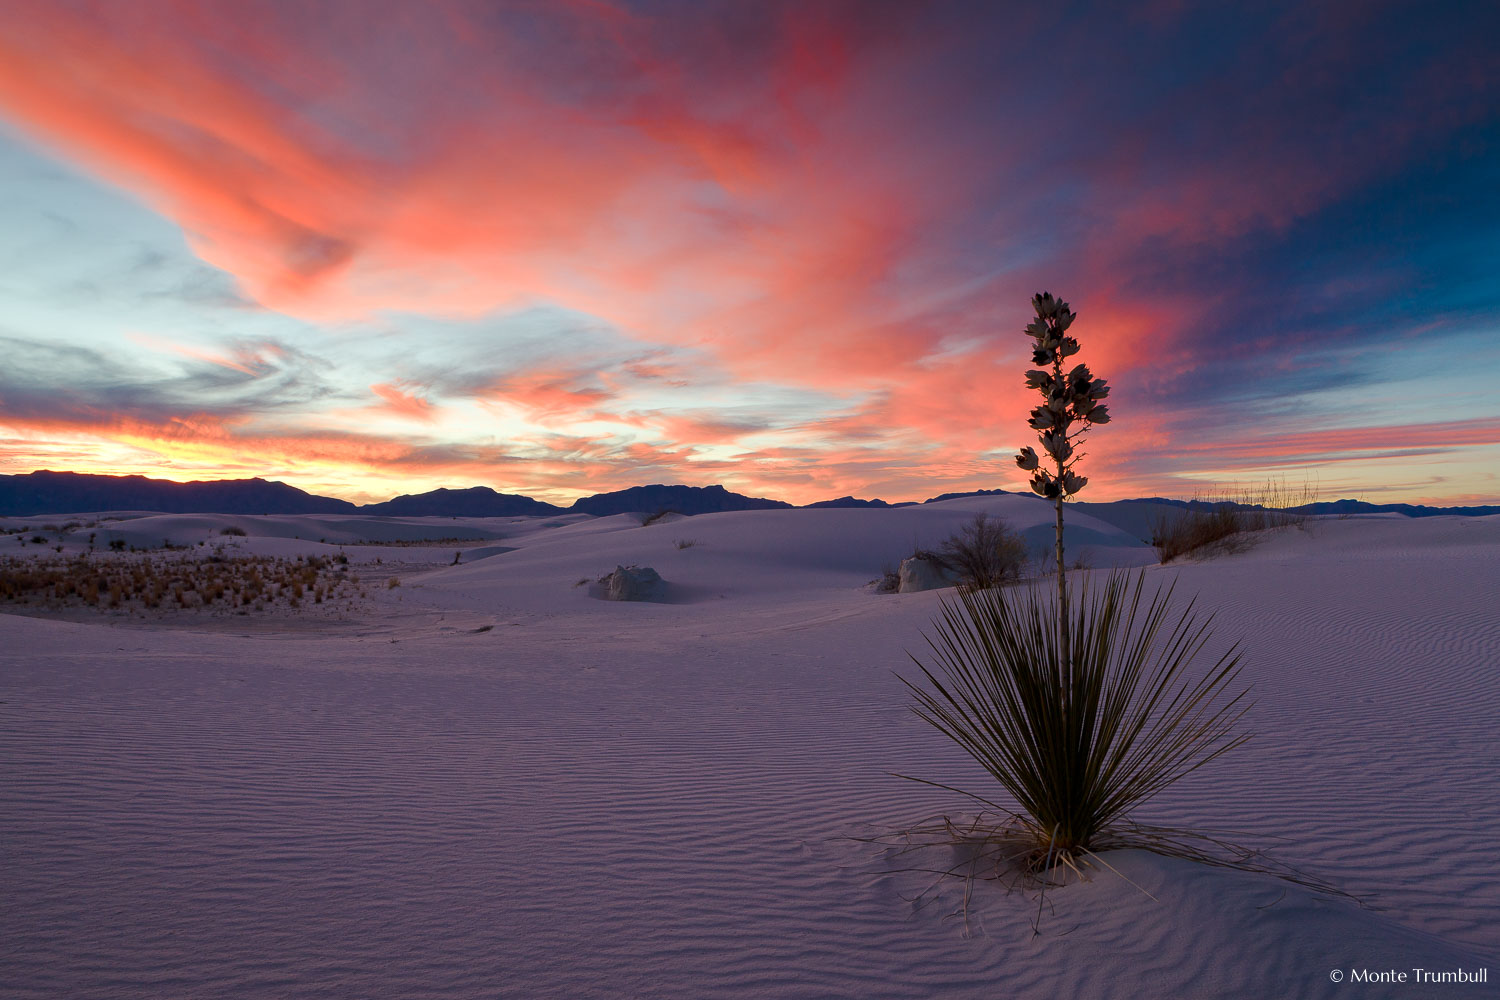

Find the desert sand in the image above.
[{"left": 2, "top": 495, "right": 1497, "bottom": 998}]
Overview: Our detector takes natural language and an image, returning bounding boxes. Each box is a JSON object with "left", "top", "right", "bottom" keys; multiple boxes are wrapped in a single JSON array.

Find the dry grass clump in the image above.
[
  {"left": 0, "top": 551, "right": 359, "bottom": 615},
  {"left": 1151, "top": 481, "right": 1315, "bottom": 563}
]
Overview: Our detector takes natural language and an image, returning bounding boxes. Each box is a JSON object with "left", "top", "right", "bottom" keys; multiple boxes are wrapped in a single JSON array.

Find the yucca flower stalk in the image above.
[{"left": 1013, "top": 291, "right": 1110, "bottom": 672}]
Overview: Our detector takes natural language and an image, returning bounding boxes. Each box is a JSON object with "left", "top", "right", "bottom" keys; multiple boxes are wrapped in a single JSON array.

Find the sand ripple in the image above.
[{"left": 2, "top": 515, "right": 1496, "bottom": 997}]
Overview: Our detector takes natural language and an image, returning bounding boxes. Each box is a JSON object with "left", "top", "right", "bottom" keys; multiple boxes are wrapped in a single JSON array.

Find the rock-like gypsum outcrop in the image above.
[
  {"left": 600, "top": 565, "right": 665, "bottom": 601},
  {"left": 898, "top": 552, "right": 960, "bottom": 593}
]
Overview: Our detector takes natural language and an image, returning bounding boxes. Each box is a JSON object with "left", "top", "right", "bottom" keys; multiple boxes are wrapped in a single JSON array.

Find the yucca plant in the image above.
[
  {"left": 901, "top": 291, "right": 1254, "bottom": 878},
  {"left": 904, "top": 572, "right": 1249, "bottom": 867}
]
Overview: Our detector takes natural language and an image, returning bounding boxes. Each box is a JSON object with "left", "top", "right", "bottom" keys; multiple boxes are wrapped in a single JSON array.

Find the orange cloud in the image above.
[
  {"left": 477, "top": 370, "right": 615, "bottom": 424},
  {"left": 369, "top": 382, "right": 436, "bottom": 422}
]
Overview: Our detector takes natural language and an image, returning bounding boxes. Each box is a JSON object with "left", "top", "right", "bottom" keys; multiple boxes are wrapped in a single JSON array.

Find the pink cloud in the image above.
[{"left": 369, "top": 383, "right": 436, "bottom": 422}]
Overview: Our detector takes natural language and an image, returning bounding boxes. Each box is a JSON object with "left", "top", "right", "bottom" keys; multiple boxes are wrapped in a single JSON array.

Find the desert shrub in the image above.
[
  {"left": 387, "top": 576, "right": 400, "bottom": 589},
  {"left": 220, "top": 526, "right": 248, "bottom": 536},
  {"left": 872, "top": 564, "right": 901, "bottom": 594},
  {"left": 673, "top": 538, "right": 698, "bottom": 550},
  {"left": 939, "top": 513, "right": 1027, "bottom": 590},
  {"left": 643, "top": 508, "right": 678, "bottom": 526},
  {"left": 30, "top": 535, "right": 45, "bottom": 544},
  {"left": 108, "top": 539, "right": 126, "bottom": 551}
]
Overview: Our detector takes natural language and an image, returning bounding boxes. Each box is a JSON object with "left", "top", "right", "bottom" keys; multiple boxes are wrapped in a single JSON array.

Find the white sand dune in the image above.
[{"left": 2, "top": 505, "right": 1496, "bottom": 998}]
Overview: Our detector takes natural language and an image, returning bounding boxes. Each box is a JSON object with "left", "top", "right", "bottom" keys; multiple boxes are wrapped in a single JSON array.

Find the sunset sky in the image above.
[{"left": 0, "top": 1, "right": 1496, "bottom": 506}]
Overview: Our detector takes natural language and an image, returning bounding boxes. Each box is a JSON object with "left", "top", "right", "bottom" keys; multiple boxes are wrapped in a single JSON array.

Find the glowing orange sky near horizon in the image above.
[{"left": 0, "top": 1, "right": 1496, "bottom": 507}]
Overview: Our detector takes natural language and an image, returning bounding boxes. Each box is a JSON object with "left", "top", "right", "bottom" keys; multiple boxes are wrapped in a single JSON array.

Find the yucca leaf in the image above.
[{"left": 902, "top": 571, "right": 1252, "bottom": 859}]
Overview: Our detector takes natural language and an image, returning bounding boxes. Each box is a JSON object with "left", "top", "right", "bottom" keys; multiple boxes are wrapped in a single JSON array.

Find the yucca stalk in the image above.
[
  {"left": 904, "top": 571, "right": 1250, "bottom": 862},
  {"left": 1014, "top": 291, "right": 1110, "bottom": 673}
]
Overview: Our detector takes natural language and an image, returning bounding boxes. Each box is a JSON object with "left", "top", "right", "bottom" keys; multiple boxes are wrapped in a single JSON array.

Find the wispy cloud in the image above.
[
  {"left": 369, "top": 382, "right": 437, "bottom": 422},
  {"left": 0, "top": 333, "right": 335, "bottom": 424}
]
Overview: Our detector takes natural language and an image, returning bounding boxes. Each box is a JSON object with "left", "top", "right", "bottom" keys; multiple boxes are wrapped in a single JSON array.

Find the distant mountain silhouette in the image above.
[
  {"left": 1113, "top": 497, "right": 1192, "bottom": 508},
  {"left": 803, "top": 495, "right": 916, "bottom": 508},
  {"left": 570, "top": 483, "right": 792, "bottom": 516},
  {"left": 5, "top": 471, "right": 1494, "bottom": 520},
  {"left": 923, "top": 488, "right": 1013, "bottom": 504},
  {"left": 918, "top": 489, "right": 1500, "bottom": 520},
  {"left": 0, "top": 470, "right": 357, "bottom": 516},
  {"left": 1113, "top": 496, "right": 1500, "bottom": 518},
  {"left": 1286, "top": 498, "right": 1500, "bottom": 518},
  {"left": 361, "top": 486, "right": 565, "bottom": 517}
]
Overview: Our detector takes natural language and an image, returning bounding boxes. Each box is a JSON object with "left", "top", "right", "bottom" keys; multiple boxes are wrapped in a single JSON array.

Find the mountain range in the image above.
[
  {"left": 0, "top": 472, "right": 796, "bottom": 518},
  {"left": 2, "top": 470, "right": 1496, "bottom": 519},
  {"left": 0, "top": 471, "right": 358, "bottom": 516}
]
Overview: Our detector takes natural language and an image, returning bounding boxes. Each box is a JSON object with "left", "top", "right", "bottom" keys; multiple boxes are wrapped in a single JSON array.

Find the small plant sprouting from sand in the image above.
[
  {"left": 871, "top": 564, "right": 901, "bottom": 594},
  {"left": 898, "top": 292, "right": 1265, "bottom": 915},
  {"left": 673, "top": 538, "right": 698, "bottom": 550}
]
